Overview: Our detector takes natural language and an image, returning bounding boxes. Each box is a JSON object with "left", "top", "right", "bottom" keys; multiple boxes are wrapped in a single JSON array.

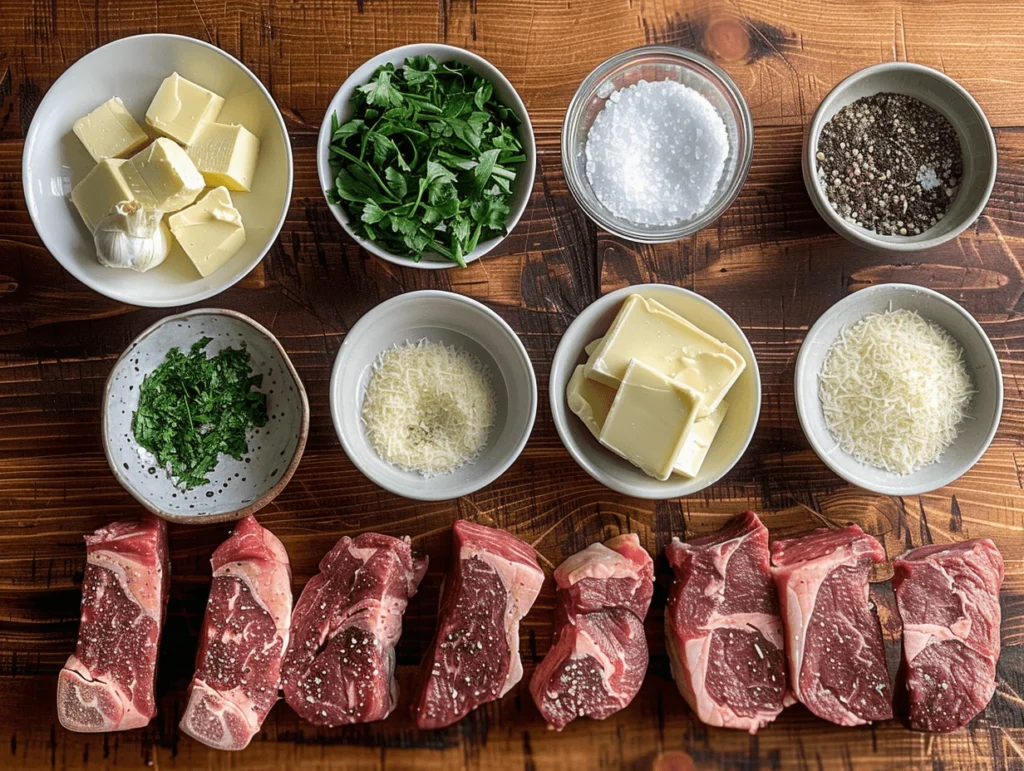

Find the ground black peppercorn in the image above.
[{"left": 816, "top": 93, "right": 963, "bottom": 236}]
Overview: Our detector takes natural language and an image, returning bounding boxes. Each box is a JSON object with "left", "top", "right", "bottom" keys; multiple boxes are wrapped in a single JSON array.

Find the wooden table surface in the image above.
[{"left": 2, "top": 1, "right": 1023, "bottom": 769}]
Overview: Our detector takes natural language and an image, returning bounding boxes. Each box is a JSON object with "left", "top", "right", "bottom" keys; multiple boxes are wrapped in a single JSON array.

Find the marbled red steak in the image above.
[
  {"left": 894, "top": 539, "right": 1003, "bottom": 733},
  {"left": 530, "top": 534, "right": 653, "bottom": 730},
  {"left": 56, "top": 515, "right": 169, "bottom": 732},
  {"left": 412, "top": 520, "right": 544, "bottom": 729},
  {"left": 770, "top": 525, "right": 892, "bottom": 726},
  {"left": 180, "top": 515, "right": 293, "bottom": 750}
]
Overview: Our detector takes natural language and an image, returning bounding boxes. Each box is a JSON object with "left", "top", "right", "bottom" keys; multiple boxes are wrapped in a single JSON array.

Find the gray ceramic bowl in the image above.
[
  {"left": 794, "top": 283, "right": 1002, "bottom": 495},
  {"left": 103, "top": 309, "right": 309, "bottom": 523},
  {"left": 803, "top": 63, "right": 996, "bottom": 251}
]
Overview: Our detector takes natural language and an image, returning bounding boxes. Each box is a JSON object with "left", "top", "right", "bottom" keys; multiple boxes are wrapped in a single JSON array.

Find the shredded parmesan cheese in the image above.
[
  {"left": 818, "top": 308, "right": 973, "bottom": 475},
  {"left": 361, "top": 339, "right": 496, "bottom": 477}
]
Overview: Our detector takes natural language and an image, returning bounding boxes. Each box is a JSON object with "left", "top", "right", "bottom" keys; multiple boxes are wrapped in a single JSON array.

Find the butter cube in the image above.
[
  {"left": 169, "top": 186, "right": 246, "bottom": 277},
  {"left": 598, "top": 359, "right": 701, "bottom": 481},
  {"left": 584, "top": 294, "right": 745, "bottom": 417},
  {"left": 70, "top": 159, "right": 134, "bottom": 231},
  {"left": 188, "top": 122, "right": 260, "bottom": 191},
  {"left": 672, "top": 401, "right": 728, "bottom": 478},
  {"left": 145, "top": 72, "right": 224, "bottom": 145},
  {"left": 121, "top": 138, "right": 205, "bottom": 212},
  {"left": 72, "top": 97, "right": 149, "bottom": 162}
]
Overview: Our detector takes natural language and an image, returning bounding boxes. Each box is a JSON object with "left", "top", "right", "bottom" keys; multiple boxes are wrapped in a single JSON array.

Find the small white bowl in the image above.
[
  {"left": 103, "top": 309, "right": 309, "bottom": 524},
  {"left": 23, "top": 34, "right": 293, "bottom": 307},
  {"left": 550, "top": 284, "right": 761, "bottom": 499},
  {"left": 317, "top": 44, "right": 536, "bottom": 269},
  {"left": 330, "top": 291, "right": 536, "bottom": 500},
  {"left": 794, "top": 283, "right": 1002, "bottom": 495}
]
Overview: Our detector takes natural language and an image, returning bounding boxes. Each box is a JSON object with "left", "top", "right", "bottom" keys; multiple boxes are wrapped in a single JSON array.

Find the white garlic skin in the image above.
[{"left": 94, "top": 200, "right": 171, "bottom": 272}]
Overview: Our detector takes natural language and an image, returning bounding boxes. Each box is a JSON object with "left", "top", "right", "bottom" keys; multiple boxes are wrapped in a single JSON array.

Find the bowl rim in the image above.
[
  {"left": 21, "top": 32, "right": 295, "bottom": 308},
  {"left": 560, "top": 44, "right": 754, "bottom": 243},
  {"left": 330, "top": 290, "right": 538, "bottom": 500},
  {"left": 802, "top": 62, "right": 997, "bottom": 252},
  {"left": 793, "top": 282, "right": 1004, "bottom": 495},
  {"left": 101, "top": 307, "right": 310, "bottom": 524},
  {"left": 550, "top": 283, "right": 762, "bottom": 499},
  {"left": 316, "top": 43, "right": 537, "bottom": 270}
]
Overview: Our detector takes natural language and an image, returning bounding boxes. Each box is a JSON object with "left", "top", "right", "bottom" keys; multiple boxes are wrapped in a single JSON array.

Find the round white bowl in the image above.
[
  {"left": 103, "top": 309, "right": 309, "bottom": 524},
  {"left": 317, "top": 44, "right": 536, "bottom": 269},
  {"left": 803, "top": 63, "right": 996, "bottom": 252},
  {"left": 23, "top": 34, "right": 293, "bottom": 307},
  {"left": 794, "top": 283, "right": 1002, "bottom": 495},
  {"left": 550, "top": 284, "right": 761, "bottom": 499},
  {"left": 330, "top": 291, "right": 537, "bottom": 500}
]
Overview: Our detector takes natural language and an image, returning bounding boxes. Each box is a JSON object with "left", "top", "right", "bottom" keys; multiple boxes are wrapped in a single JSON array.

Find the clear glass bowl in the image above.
[{"left": 562, "top": 45, "right": 753, "bottom": 242}]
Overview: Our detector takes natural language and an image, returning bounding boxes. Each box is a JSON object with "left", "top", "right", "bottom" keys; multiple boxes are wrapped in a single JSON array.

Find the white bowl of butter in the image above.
[
  {"left": 550, "top": 284, "right": 761, "bottom": 499},
  {"left": 22, "top": 34, "right": 292, "bottom": 307}
]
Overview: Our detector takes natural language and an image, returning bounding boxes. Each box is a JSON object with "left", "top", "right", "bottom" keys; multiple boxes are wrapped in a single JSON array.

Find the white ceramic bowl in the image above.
[
  {"left": 317, "top": 44, "right": 536, "bottom": 269},
  {"left": 103, "top": 309, "right": 309, "bottom": 524},
  {"left": 330, "top": 291, "right": 536, "bottom": 500},
  {"left": 23, "top": 34, "right": 293, "bottom": 307},
  {"left": 550, "top": 284, "right": 761, "bottom": 499},
  {"left": 794, "top": 283, "right": 1002, "bottom": 495}
]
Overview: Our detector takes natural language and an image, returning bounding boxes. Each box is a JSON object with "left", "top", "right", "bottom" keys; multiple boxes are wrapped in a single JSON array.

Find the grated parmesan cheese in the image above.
[
  {"left": 818, "top": 308, "right": 973, "bottom": 475},
  {"left": 361, "top": 339, "right": 496, "bottom": 477}
]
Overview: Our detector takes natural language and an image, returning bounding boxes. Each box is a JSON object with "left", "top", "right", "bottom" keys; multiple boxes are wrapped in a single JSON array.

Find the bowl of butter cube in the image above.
[
  {"left": 550, "top": 284, "right": 761, "bottom": 499},
  {"left": 22, "top": 33, "right": 292, "bottom": 307}
]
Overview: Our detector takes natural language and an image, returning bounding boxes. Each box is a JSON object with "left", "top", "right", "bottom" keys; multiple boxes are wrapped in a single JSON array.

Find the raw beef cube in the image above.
[
  {"left": 56, "top": 515, "right": 170, "bottom": 732},
  {"left": 530, "top": 533, "right": 654, "bottom": 730},
  {"left": 412, "top": 520, "right": 545, "bottom": 729},
  {"left": 664, "top": 511, "right": 790, "bottom": 733},
  {"left": 770, "top": 525, "right": 893, "bottom": 726},
  {"left": 282, "top": 533, "right": 426, "bottom": 726},
  {"left": 894, "top": 539, "right": 1004, "bottom": 733},
  {"left": 180, "top": 515, "right": 293, "bottom": 750}
]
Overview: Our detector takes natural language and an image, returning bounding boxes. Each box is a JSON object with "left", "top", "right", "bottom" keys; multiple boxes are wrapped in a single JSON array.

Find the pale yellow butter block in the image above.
[
  {"left": 72, "top": 97, "right": 149, "bottom": 162},
  {"left": 672, "top": 401, "right": 729, "bottom": 478},
  {"left": 187, "top": 122, "right": 260, "bottom": 191},
  {"left": 583, "top": 337, "right": 604, "bottom": 356},
  {"left": 121, "top": 138, "right": 205, "bottom": 213},
  {"left": 598, "top": 359, "right": 701, "bottom": 481},
  {"left": 145, "top": 72, "right": 225, "bottom": 145},
  {"left": 584, "top": 294, "right": 746, "bottom": 417},
  {"left": 169, "top": 186, "right": 246, "bottom": 277},
  {"left": 70, "top": 159, "right": 134, "bottom": 231}
]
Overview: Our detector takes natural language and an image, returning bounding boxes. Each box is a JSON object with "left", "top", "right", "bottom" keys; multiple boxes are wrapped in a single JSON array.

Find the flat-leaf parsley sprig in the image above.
[{"left": 326, "top": 55, "right": 525, "bottom": 266}]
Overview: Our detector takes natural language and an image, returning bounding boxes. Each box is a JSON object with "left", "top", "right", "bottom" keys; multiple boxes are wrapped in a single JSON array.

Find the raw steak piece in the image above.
[
  {"left": 180, "top": 515, "right": 293, "bottom": 750},
  {"left": 282, "top": 533, "right": 426, "bottom": 726},
  {"left": 770, "top": 525, "right": 893, "bottom": 726},
  {"left": 893, "top": 539, "right": 1004, "bottom": 733},
  {"left": 530, "top": 534, "right": 654, "bottom": 730},
  {"left": 57, "top": 515, "right": 170, "bottom": 732},
  {"left": 412, "top": 520, "right": 544, "bottom": 729},
  {"left": 664, "top": 511, "right": 790, "bottom": 733}
]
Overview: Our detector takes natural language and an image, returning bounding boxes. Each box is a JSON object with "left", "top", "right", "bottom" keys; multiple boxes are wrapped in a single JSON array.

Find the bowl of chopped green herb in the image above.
[
  {"left": 317, "top": 44, "right": 535, "bottom": 268},
  {"left": 103, "top": 308, "right": 309, "bottom": 523}
]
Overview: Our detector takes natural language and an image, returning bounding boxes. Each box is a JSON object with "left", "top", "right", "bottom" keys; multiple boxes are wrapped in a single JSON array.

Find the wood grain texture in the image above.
[{"left": 1, "top": 0, "right": 1023, "bottom": 769}]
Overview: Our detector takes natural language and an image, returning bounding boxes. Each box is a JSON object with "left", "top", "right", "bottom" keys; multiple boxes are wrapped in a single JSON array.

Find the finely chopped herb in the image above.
[
  {"left": 326, "top": 56, "right": 525, "bottom": 266},
  {"left": 816, "top": 93, "right": 963, "bottom": 236},
  {"left": 132, "top": 338, "right": 268, "bottom": 490}
]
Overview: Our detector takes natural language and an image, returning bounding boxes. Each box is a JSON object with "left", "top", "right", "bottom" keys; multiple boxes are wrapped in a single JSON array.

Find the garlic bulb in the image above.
[{"left": 94, "top": 200, "right": 171, "bottom": 272}]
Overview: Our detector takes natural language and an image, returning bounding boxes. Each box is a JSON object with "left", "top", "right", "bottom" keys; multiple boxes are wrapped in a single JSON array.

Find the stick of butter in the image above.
[
  {"left": 70, "top": 159, "right": 135, "bottom": 232},
  {"left": 584, "top": 294, "right": 745, "bottom": 417},
  {"left": 598, "top": 359, "right": 701, "bottom": 481},
  {"left": 121, "top": 138, "right": 205, "bottom": 213},
  {"left": 168, "top": 186, "right": 246, "bottom": 278},
  {"left": 146, "top": 72, "right": 225, "bottom": 146},
  {"left": 187, "top": 122, "right": 260, "bottom": 192},
  {"left": 72, "top": 97, "right": 149, "bottom": 162}
]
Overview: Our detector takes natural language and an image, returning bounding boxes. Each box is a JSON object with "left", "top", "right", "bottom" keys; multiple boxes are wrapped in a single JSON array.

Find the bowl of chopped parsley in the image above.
[
  {"left": 102, "top": 309, "right": 309, "bottom": 523},
  {"left": 317, "top": 44, "right": 536, "bottom": 269}
]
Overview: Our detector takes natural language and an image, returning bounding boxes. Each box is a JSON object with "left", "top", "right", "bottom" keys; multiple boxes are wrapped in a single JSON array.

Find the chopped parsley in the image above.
[
  {"left": 326, "top": 55, "right": 526, "bottom": 266},
  {"left": 131, "top": 338, "right": 268, "bottom": 491}
]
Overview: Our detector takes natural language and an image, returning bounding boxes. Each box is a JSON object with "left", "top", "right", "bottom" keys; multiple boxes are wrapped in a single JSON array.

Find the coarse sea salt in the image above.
[{"left": 584, "top": 79, "right": 729, "bottom": 227}]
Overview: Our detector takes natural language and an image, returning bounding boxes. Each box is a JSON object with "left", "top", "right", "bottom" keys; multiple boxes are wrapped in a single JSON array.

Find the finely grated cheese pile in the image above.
[
  {"left": 818, "top": 308, "right": 973, "bottom": 475},
  {"left": 361, "top": 339, "right": 496, "bottom": 477}
]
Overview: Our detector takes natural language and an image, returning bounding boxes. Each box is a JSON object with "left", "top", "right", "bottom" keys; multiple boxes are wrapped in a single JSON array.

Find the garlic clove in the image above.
[{"left": 94, "top": 200, "right": 171, "bottom": 273}]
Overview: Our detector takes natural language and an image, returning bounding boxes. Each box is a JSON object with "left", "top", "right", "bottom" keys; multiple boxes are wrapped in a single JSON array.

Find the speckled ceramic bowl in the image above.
[{"left": 103, "top": 309, "right": 308, "bottom": 523}]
